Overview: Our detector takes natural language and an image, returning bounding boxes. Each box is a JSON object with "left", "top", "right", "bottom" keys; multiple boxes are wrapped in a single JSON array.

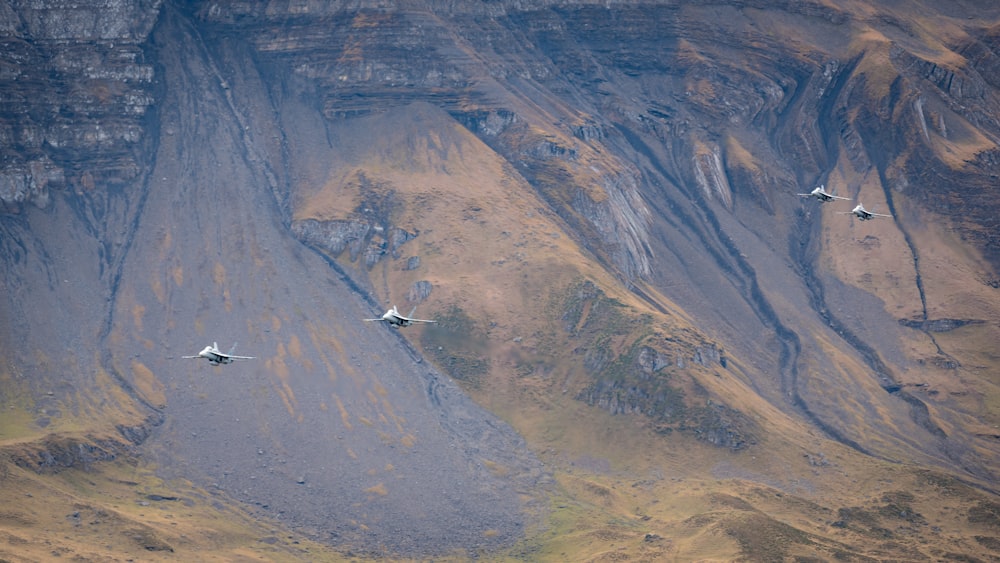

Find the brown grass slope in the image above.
[{"left": 0, "top": 452, "right": 351, "bottom": 562}]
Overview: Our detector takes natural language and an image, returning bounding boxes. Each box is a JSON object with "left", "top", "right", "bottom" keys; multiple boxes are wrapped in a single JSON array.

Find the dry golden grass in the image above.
[
  {"left": 847, "top": 30, "right": 900, "bottom": 100},
  {"left": 925, "top": 114, "right": 999, "bottom": 169},
  {"left": 723, "top": 134, "right": 761, "bottom": 174},
  {"left": 0, "top": 455, "right": 356, "bottom": 562},
  {"left": 364, "top": 482, "right": 388, "bottom": 496},
  {"left": 487, "top": 394, "right": 1000, "bottom": 561}
]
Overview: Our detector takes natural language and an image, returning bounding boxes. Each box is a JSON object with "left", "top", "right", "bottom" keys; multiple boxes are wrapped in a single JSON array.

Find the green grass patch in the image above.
[{"left": 420, "top": 304, "right": 491, "bottom": 386}]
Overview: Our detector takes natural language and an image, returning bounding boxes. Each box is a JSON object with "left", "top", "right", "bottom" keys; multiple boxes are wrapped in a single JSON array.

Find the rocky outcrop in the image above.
[
  {"left": 6, "top": 433, "right": 133, "bottom": 474},
  {"left": 291, "top": 218, "right": 416, "bottom": 267},
  {"left": 575, "top": 344, "right": 753, "bottom": 450},
  {"left": 563, "top": 280, "right": 751, "bottom": 449},
  {"left": 569, "top": 169, "right": 653, "bottom": 280}
]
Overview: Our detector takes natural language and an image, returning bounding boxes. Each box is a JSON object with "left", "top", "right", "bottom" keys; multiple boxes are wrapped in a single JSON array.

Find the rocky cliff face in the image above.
[
  {"left": 2, "top": 1, "right": 1000, "bottom": 560},
  {"left": 0, "top": 0, "right": 161, "bottom": 209}
]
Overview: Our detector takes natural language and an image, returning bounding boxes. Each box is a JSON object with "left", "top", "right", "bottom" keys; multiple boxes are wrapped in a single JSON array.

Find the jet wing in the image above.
[
  {"left": 220, "top": 354, "right": 255, "bottom": 360},
  {"left": 400, "top": 316, "right": 436, "bottom": 324},
  {"left": 797, "top": 192, "right": 849, "bottom": 200}
]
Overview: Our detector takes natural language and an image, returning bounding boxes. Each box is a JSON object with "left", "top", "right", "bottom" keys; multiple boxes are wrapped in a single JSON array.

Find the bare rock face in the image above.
[{"left": 0, "top": 0, "right": 161, "bottom": 208}]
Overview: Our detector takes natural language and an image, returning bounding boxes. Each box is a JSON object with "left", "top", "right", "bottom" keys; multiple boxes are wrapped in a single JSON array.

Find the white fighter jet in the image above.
[
  {"left": 183, "top": 342, "right": 255, "bottom": 365},
  {"left": 841, "top": 202, "right": 892, "bottom": 221},
  {"left": 365, "top": 305, "right": 437, "bottom": 328},
  {"left": 798, "top": 185, "right": 850, "bottom": 203}
]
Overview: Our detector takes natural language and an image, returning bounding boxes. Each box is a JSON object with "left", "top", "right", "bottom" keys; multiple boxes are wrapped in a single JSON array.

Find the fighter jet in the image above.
[
  {"left": 183, "top": 342, "right": 255, "bottom": 365},
  {"left": 365, "top": 305, "right": 437, "bottom": 328},
  {"left": 798, "top": 185, "right": 850, "bottom": 202},
  {"left": 841, "top": 202, "right": 892, "bottom": 221}
]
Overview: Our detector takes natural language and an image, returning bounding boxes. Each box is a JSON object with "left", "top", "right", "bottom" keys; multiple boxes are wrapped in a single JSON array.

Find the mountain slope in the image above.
[{"left": 1, "top": 0, "right": 999, "bottom": 560}]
